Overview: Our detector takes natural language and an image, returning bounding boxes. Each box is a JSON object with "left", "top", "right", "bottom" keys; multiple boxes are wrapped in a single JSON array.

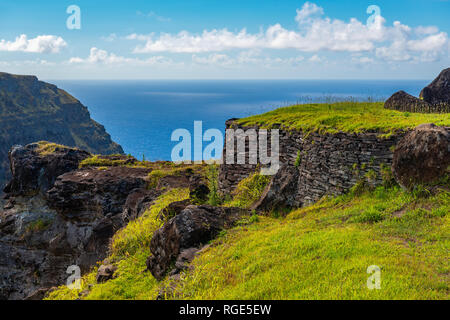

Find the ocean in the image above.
[{"left": 52, "top": 79, "right": 427, "bottom": 161}]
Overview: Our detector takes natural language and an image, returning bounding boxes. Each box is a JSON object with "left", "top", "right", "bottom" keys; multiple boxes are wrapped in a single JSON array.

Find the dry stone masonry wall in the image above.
[{"left": 219, "top": 120, "right": 405, "bottom": 207}]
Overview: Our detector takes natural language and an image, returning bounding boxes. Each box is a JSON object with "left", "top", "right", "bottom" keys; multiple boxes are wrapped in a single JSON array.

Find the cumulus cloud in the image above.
[
  {"left": 0, "top": 34, "right": 67, "bottom": 53},
  {"left": 126, "top": 2, "right": 448, "bottom": 63}
]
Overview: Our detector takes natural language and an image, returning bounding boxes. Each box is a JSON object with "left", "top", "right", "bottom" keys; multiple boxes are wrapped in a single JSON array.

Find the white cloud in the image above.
[
  {"left": 137, "top": 11, "right": 171, "bottom": 22},
  {"left": 0, "top": 34, "right": 67, "bottom": 53},
  {"left": 125, "top": 2, "right": 448, "bottom": 63},
  {"left": 295, "top": 2, "right": 324, "bottom": 24},
  {"left": 69, "top": 47, "right": 175, "bottom": 66},
  {"left": 309, "top": 54, "right": 321, "bottom": 62},
  {"left": 192, "top": 53, "right": 234, "bottom": 66},
  {"left": 101, "top": 33, "right": 118, "bottom": 42}
]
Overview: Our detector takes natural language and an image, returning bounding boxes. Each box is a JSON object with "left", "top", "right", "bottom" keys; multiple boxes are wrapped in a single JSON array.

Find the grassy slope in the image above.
[
  {"left": 170, "top": 186, "right": 449, "bottom": 300},
  {"left": 237, "top": 102, "right": 450, "bottom": 136},
  {"left": 47, "top": 102, "right": 450, "bottom": 300}
]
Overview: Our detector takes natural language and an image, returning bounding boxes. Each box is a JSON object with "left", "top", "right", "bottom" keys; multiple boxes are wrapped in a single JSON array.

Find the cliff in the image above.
[{"left": 0, "top": 72, "right": 124, "bottom": 189}]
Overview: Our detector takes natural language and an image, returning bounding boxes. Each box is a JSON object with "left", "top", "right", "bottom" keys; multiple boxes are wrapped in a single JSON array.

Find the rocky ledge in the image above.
[{"left": 0, "top": 143, "right": 207, "bottom": 299}]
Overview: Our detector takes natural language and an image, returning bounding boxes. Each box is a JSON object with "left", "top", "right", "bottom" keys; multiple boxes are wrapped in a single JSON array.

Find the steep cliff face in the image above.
[{"left": 0, "top": 72, "right": 124, "bottom": 189}]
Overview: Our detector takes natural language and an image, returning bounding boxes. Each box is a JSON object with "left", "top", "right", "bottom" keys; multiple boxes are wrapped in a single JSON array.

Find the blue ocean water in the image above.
[{"left": 52, "top": 80, "right": 427, "bottom": 161}]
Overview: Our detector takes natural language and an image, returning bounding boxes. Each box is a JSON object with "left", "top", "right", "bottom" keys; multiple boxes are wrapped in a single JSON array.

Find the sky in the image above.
[{"left": 0, "top": 0, "right": 449, "bottom": 80}]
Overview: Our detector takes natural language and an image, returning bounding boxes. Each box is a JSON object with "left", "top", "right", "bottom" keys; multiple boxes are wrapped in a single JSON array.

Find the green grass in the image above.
[
  {"left": 167, "top": 185, "right": 449, "bottom": 300},
  {"left": 46, "top": 188, "right": 190, "bottom": 300},
  {"left": 237, "top": 102, "right": 450, "bottom": 136},
  {"left": 35, "top": 141, "right": 78, "bottom": 156},
  {"left": 224, "top": 171, "right": 271, "bottom": 209},
  {"left": 46, "top": 178, "right": 449, "bottom": 300}
]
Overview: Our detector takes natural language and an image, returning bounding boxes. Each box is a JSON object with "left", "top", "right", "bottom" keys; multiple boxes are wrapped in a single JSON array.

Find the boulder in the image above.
[
  {"left": 3, "top": 143, "right": 90, "bottom": 197},
  {"left": 392, "top": 123, "right": 450, "bottom": 189},
  {"left": 96, "top": 264, "right": 117, "bottom": 283},
  {"left": 251, "top": 165, "right": 300, "bottom": 213},
  {"left": 147, "top": 205, "right": 250, "bottom": 280}
]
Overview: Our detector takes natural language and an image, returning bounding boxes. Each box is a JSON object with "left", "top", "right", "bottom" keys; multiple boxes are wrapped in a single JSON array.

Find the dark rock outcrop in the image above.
[
  {"left": 122, "top": 188, "right": 163, "bottom": 222},
  {"left": 157, "top": 199, "right": 192, "bottom": 221},
  {"left": 3, "top": 143, "right": 90, "bottom": 197},
  {"left": 251, "top": 165, "right": 300, "bottom": 213},
  {"left": 0, "top": 147, "right": 149, "bottom": 299},
  {"left": 47, "top": 166, "right": 153, "bottom": 221},
  {"left": 0, "top": 72, "right": 124, "bottom": 190},
  {"left": 147, "top": 205, "right": 250, "bottom": 280},
  {"left": 392, "top": 123, "right": 450, "bottom": 189},
  {"left": 420, "top": 68, "right": 450, "bottom": 104},
  {"left": 384, "top": 68, "right": 450, "bottom": 113}
]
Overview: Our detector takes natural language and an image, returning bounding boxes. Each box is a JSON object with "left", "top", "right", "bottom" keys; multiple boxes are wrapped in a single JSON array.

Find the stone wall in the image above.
[{"left": 219, "top": 120, "right": 405, "bottom": 207}]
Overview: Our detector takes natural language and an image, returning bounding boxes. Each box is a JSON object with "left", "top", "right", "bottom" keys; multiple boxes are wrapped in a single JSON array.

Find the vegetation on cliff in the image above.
[
  {"left": 237, "top": 102, "right": 450, "bottom": 136},
  {"left": 47, "top": 170, "right": 449, "bottom": 300},
  {"left": 46, "top": 188, "right": 190, "bottom": 300}
]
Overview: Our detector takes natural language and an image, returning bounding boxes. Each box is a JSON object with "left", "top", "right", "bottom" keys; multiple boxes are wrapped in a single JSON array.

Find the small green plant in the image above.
[
  {"left": 206, "top": 164, "right": 221, "bottom": 206},
  {"left": 365, "top": 169, "right": 377, "bottom": 182},
  {"left": 147, "top": 169, "right": 167, "bottom": 189},
  {"left": 25, "top": 218, "right": 53, "bottom": 233},
  {"left": 350, "top": 179, "right": 370, "bottom": 196},
  {"left": 294, "top": 150, "right": 302, "bottom": 168},
  {"left": 380, "top": 163, "right": 396, "bottom": 188},
  {"left": 352, "top": 208, "right": 385, "bottom": 223},
  {"left": 411, "top": 185, "right": 431, "bottom": 199}
]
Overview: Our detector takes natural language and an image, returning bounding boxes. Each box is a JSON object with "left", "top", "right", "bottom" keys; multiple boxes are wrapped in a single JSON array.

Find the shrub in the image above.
[{"left": 206, "top": 164, "right": 221, "bottom": 206}]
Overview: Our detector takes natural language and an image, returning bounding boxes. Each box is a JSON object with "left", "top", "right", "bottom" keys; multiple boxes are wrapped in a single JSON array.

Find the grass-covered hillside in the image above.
[
  {"left": 237, "top": 102, "right": 450, "bottom": 136},
  {"left": 47, "top": 175, "right": 449, "bottom": 300},
  {"left": 46, "top": 102, "right": 449, "bottom": 300}
]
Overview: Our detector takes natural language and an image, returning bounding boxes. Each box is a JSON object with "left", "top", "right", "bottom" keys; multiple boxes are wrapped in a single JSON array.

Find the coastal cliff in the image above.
[{"left": 0, "top": 72, "right": 124, "bottom": 189}]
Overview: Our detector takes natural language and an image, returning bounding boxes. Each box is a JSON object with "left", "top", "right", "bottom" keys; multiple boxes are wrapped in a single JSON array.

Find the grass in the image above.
[
  {"left": 79, "top": 155, "right": 135, "bottom": 168},
  {"left": 236, "top": 102, "right": 450, "bottom": 136},
  {"left": 46, "top": 188, "right": 190, "bottom": 300},
  {"left": 35, "top": 141, "right": 77, "bottom": 156},
  {"left": 46, "top": 183, "right": 449, "bottom": 300},
  {"left": 224, "top": 171, "right": 271, "bottom": 209},
  {"left": 166, "top": 185, "right": 449, "bottom": 300}
]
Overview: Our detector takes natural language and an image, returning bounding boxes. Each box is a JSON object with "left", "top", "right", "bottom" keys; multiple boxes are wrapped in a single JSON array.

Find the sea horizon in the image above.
[{"left": 52, "top": 79, "right": 428, "bottom": 161}]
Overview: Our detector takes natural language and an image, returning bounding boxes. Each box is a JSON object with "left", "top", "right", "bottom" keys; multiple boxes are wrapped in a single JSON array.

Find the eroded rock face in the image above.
[
  {"left": 3, "top": 143, "right": 90, "bottom": 197},
  {"left": 147, "top": 205, "right": 250, "bottom": 280},
  {"left": 47, "top": 166, "right": 153, "bottom": 221},
  {"left": 122, "top": 188, "right": 162, "bottom": 222},
  {"left": 0, "top": 148, "right": 155, "bottom": 299},
  {"left": 392, "top": 123, "right": 450, "bottom": 189},
  {"left": 252, "top": 165, "right": 300, "bottom": 213},
  {"left": 420, "top": 68, "right": 450, "bottom": 104}
]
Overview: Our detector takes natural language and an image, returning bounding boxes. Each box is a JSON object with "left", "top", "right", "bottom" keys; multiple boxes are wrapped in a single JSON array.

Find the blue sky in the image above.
[{"left": 0, "top": 0, "right": 449, "bottom": 79}]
